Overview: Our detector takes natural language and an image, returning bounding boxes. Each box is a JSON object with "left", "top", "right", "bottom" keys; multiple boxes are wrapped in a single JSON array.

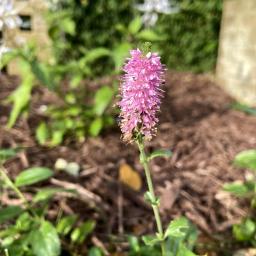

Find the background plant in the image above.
[
  {"left": 224, "top": 149, "right": 256, "bottom": 246},
  {"left": 0, "top": 149, "right": 99, "bottom": 256}
]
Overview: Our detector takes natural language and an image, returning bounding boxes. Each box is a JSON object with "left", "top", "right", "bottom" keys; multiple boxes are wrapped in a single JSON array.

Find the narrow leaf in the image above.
[
  {"left": 89, "top": 118, "right": 103, "bottom": 137},
  {"left": 148, "top": 149, "right": 172, "bottom": 161},
  {"left": 93, "top": 86, "right": 113, "bottom": 116},
  {"left": 15, "top": 167, "right": 53, "bottom": 187},
  {"left": 128, "top": 16, "right": 142, "bottom": 34}
]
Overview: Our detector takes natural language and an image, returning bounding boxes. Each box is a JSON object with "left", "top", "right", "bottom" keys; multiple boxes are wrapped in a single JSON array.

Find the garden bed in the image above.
[{"left": 1, "top": 71, "right": 256, "bottom": 254}]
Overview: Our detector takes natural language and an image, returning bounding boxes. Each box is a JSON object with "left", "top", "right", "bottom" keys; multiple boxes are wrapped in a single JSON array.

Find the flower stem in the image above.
[{"left": 137, "top": 140, "right": 166, "bottom": 256}]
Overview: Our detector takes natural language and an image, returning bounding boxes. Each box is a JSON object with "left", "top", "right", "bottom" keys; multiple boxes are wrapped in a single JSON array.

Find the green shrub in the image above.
[
  {"left": 47, "top": 0, "right": 222, "bottom": 73},
  {"left": 157, "top": 0, "right": 222, "bottom": 72}
]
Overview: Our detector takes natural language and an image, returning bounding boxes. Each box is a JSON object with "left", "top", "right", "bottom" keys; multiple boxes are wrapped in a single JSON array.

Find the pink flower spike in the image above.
[{"left": 118, "top": 48, "right": 165, "bottom": 142}]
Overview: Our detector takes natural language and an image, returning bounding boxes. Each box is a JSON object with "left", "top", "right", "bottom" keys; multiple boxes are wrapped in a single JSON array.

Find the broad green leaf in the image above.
[
  {"left": 177, "top": 244, "right": 197, "bottom": 256},
  {"left": 15, "top": 167, "right": 53, "bottom": 187},
  {"left": 233, "top": 218, "right": 256, "bottom": 241},
  {"left": 0, "top": 148, "right": 20, "bottom": 163},
  {"left": 89, "top": 118, "right": 103, "bottom": 137},
  {"left": 94, "top": 86, "right": 113, "bottom": 116},
  {"left": 142, "top": 235, "right": 162, "bottom": 247},
  {"left": 128, "top": 16, "right": 142, "bottom": 34},
  {"left": 57, "top": 215, "right": 77, "bottom": 235},
  {"left": 36, "top": 122, "right": 49, "bottom": 145},
  {"left": 164, "top": 217, "right": 189, "bottom": 238},
  {"left": 0, "top": 206, "right": 23, "bottom": 224},
  {"left": 30, "top": 60, "right": 55, "bottom": 90},
  {"left": 112, "top": 42, "right": 131, "bottom": 70},
  {"left": 233, "top": 149, "right": 256, "bottom": 171},
  {"left": 33, "top": 188, "right": 75, "bottom": 202},
  {"left": 30, "top": 221, "right": 60, "bottom": 256},
  {"left": 223, "top": 182, "right": 251, "bottom": 197},
  {"left": 50, "top": 130, "right": 65, "bottom": 146},
  {"left": 62, "top": 18, "right": 75, "bottom": 35},
  {"left": 148, "top": 149, "right": 172, "bottom": 161},
  {"left": 7, "top": 60, "right": 34, "bottom": 128},
  {"left": 88, "top": 247, "right": 103, "bottom": 256},
  {"left": 15, "top": 212, "right": 32, "bottom": 231},
  {"left": 71, "top": 220, "right": 96, "bottom": 244},
  {"left": 82, "top": 48, "right": 111, "bottom": 64},
  {"left": 136, "top": 30, "right": 165, "bottom": 41}
]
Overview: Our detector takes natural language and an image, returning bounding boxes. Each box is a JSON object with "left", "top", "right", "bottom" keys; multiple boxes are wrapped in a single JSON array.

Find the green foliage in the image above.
[
  {"left": 15, "top": 167, "right": 53, "bottom": 187},
  {"left": 233, "top": 218, "right": 256, "bottom": 243},
  {"left": 0, "top": 153, "right": 96, "bottom": 256},
  {"left": 157, "top": 0, "right": 222, "bottom": 72},
  {"left": 128, "top": 217, "right": 198, "bottom": 256},
  {"left": 225, "top": 149, "right": 256, "bottom": 246},
  {"left": 233, "top": 149, "right": 256, "bottom": 171},
  {"left": 231, "top": 103, "right": 256, "bottom": 116},
  {"left": 148, "top": 149, "right": 172, "bottom": 161}
]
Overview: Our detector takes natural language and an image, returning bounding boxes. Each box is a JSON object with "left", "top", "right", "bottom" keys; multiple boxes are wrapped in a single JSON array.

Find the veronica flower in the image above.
[
  {"left": 118, "top": 48, "right": 165, "bottom": 142},
  {"left": 135, "top": 0, "right": 179, "bottom": 27},
  {"left": 0, "top": 0, "right": 21, "bottom": 30}
]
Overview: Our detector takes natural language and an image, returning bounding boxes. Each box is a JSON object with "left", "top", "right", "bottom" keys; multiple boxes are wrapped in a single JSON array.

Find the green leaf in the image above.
[
  {"left": 82, "top": 48, "right": 111, "bottom": 64},
  {"left": 57, "top": 215, "right": 77, "bottom": 235},
  {"left": 50, "top": 130, "right": 65, "bottom": 146},
  {"left": 0, "top": 148, "right": 20, "bottom": 163},
  {"left": 30, "top": 60, "right": 55, "bottom": 90},
  {"left": 0, "top": 206, "right": 23, "bottom": 224},
  {"left": 148, "top": 149, "right": 172, "bottom": 161},
  {"left": 30, "top": 221, "right": 61, "bottom": 256},
  {"left": 112, "top": 42, "right": 131, "bottom": 70},
  {"left": 88, "top": 247, "right": 103, "bottom": 256},
  {"left": 233, "top": 218, "right": 256, "bottom": 241},
  {"left": 33, "top": 188, "right": 75, "bottom": 202},
  {"left": 15, "top": 212, "right": 32, "bottom": 231},
  {"left": 61, "top": 18, "right": 75, "bottom": 35},
  {"left": 7, "top": 60, "right": 34, "bottom": 128},
  {"left": 142, "top": 235, "right": 162, "bottom": 247},
  {"left": 128, "top": 16, "right": 142, "bottom": 34},
  {"left": 94, "top": 86, "right": 113, "bottom": 116},
  {"left": 233, "top": 149, "right": 256, "bottom": 171},
  {"left": 164, "top": 217, "right": 189, "bottom": 239},
  {"left": 71, "top": 220, "right": 96, "bottom": 244},
  {"left": 231, "top": 103, "right": 256, "bottom": 115},
  {"left": 36, "top": 122, "right": 49, "bottom": 145},
  {"left": 89, "top": 118, "right": 103, "bottom": 137},
  {"left": 136, "top": 30, "right": 165, "bottom": 41},
  {"left": 177, "top": 244, "right": 197, "bottom": 256},
  {"left": 15, "top": 167, "right": 53, "bottom": 187},
  {"left": 223, "top": 182, "right": 251, "bottom": 197}
]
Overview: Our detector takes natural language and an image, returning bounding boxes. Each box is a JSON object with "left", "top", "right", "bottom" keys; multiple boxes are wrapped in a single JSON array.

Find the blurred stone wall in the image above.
[
  {"left": 5, "top": 0, "right": 51, "bottom": 75},
  {"left": 216, "top": 0, "right": 256, "bottom": 106}
]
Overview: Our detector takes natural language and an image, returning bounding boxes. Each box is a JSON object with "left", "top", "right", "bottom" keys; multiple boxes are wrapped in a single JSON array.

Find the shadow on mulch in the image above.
[{"left": 1, "top": 71, "right": 256, "bottom": 251}]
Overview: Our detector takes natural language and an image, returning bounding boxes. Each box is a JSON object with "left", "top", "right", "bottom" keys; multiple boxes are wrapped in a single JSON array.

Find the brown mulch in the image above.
[{"left": 1, "top": 71, "right": 256, "bottom": 247}]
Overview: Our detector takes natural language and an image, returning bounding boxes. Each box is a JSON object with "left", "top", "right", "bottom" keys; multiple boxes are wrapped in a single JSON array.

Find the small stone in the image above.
[{"left": 54, "top": 158, "right": 68, "bottom": 170}]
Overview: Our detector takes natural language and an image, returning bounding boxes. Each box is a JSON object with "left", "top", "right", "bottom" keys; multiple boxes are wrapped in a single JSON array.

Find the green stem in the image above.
[
  {"left": 0, "top": 166, "right": 28, "bottom": 204},
  {"left": 137, "top": 140, "right": 166, "bottom": 256}
]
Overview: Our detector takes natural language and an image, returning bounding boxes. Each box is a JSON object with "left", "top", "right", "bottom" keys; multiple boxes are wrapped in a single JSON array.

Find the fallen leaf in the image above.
[{"left": 119, "top": 163, "right": 142, "bottom": 191}]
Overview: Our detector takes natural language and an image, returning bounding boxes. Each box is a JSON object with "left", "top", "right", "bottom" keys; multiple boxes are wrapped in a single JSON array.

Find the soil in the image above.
[{"left": 1, "top": 71, "right": 256, "bottom": 255}]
